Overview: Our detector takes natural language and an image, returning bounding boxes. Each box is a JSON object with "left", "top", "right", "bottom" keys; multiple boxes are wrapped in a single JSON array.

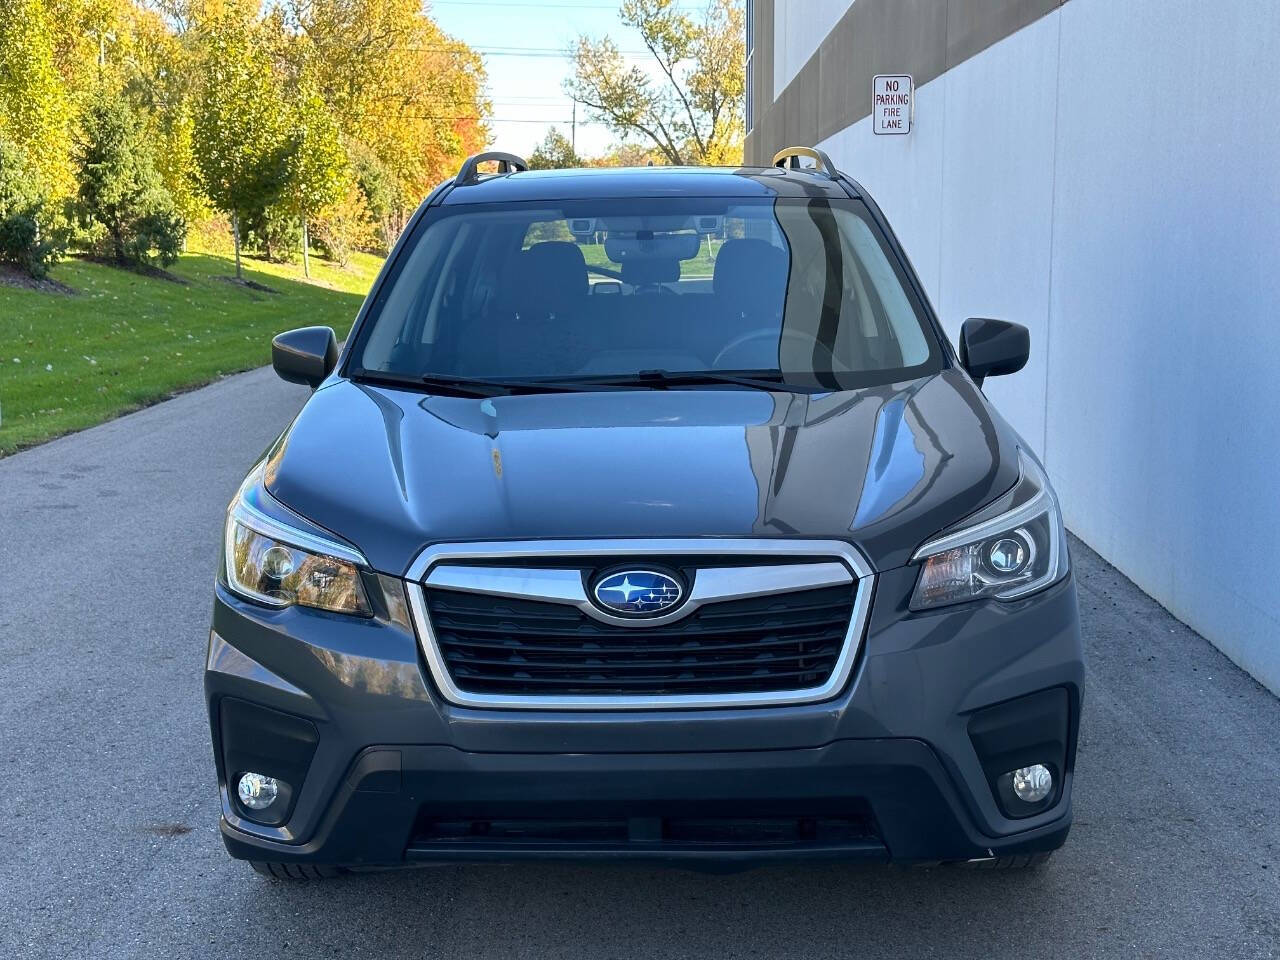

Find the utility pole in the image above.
[
  {"left": 571, "top": 100, "right": 577, "bottom": 154},
  {"left": 88, "top": 30, "right": 115, "bottom": 72}
]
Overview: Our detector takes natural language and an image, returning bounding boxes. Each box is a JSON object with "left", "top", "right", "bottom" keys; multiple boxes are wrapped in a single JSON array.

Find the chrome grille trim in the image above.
[
  {"left": 424, "top": 561, "right": 852, "bottom": 628},
  {"left": 403, "top": 539, "right": 875, "bottom": 711}
]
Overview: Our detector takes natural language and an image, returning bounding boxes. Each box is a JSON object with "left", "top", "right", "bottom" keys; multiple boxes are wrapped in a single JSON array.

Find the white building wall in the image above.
[
  {"left": 773, "top": 0, "right": 854, "bottom": 99},
  {"left": 818, "top": 0, "right": 1280, "bottom": 694}
]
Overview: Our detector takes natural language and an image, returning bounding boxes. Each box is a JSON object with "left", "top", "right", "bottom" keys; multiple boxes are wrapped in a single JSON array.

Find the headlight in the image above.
[
  {"left": 223, "top": 471, "right": 371, "bottom": 616},
  {"left": 910, "top": 449, "right": 1068, "bottom": 610}
]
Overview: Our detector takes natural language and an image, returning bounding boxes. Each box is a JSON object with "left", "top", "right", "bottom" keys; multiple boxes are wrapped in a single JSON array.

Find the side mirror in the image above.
[
  {"left": 272, "top": 326, "right": 337, "bottom": 388},
  {"left": 959, "top": 318, "right": 1029, "bottom": 386}
]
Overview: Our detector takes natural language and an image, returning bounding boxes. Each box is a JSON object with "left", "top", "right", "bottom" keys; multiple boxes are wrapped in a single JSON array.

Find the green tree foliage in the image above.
[
  {"left": 593, "top": 141, "right": 665, "bottom": 167},
  {"left": 0, "top": 0, "right": 74, "bottom": 195},
  {"left": 242, "top": 203, "right": 297, "bottom": 262},
  {"left": 45, "top": 0, "right": 125, "bottom": 96},
  {"left": 74, "top": 92, "right": 186, "bottom": 266},
  {"left": 281, "top": 81, "right": 347, "bottom": 275},
  {"left": 154, "top": 104, "right": 209, "bottom": 231},
  {"left": 280, "top": 0, "right": 490, "bottom": 236},
  {"left": 346, "top": 139, "right": 397, "bottom": 251},
  {"left": 567, "top": 0, "right": 745, "bottom": 166},
  {"left": 528, "top": 128, "right": 582, "bottom": 170},
  {"left": 0, "top": 0, "right": 489, "bottom": 280},
  {"left": 0, "top": 135, "right": 67, "bottom": 278},
  {"left": 311, "top": 180, "right": 375, "bottom": 267},
  {"left": 120, "top": 2, "right": 210, "bottom": 228},
  {"left": 192, "top": 12, "right": 294, "bottom": 278}
]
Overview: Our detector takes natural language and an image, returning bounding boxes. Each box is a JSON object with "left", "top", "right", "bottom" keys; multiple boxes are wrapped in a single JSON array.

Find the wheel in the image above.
[
  {"left": 249, "top": 861, "right": 344, "bottom": 880},
  {"left": 964, "top": 851, "right": 1053, "bottom": 870}
]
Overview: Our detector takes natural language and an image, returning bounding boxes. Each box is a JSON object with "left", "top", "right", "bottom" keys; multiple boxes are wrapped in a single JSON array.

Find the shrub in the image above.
[
  {"left": 312, "top": 182, "right": 376, "bottom": 267},
  {"left": 0, "top": 135, "right": 65, "bottom": 278},
  {"left": 128, "top": 209, "right": 186, "bottom": 266},
  {"left": 347, "top": 142, "right": 396, "bottom": 253},
  {"left": 243, "top": 204, "right": 298, "bottom": 263},
  {"left": 74, "top": 93, "right": 186, "bottom": 267}
]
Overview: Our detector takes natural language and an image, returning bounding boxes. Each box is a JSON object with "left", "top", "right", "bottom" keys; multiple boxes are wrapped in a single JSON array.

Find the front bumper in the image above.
[{"left": 205, "top": 565, "right": 1084, "bottom": 867}]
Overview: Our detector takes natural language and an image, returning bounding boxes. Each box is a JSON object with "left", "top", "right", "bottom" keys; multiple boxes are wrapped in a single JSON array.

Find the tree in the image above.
[
  {"left": 120, "top": 2, "right": 210, "bottom": 232},
  {"left": 346, "top": 139, "right": 396, "bottom": 251},
  {"left": 193, "top": 12, "right": 294, "bottom": 279},
  {"left": 528, "top": 128, "right": 581, "bottom": 170},
  {"left": 311, "top": 180, "right": 375, "bottom": 267},
  {"left": 279, "top": 0, "right": 490, "bottom": 237},
  {"left": 74, "top": 92, "right": 185, "bottom": 267},
  {"left": 0, "top": 135, "right": 66, "bottom": 278},
  {"left": 592, "top": 141, "right": 664, "bottom": 167},
  {"left": 44, "top": 0, "right": 127, "bottom": 94},
  {"left": 0, "top": 0, "right": 74, "bottom": 196},
  {"left": 281, "top": 82, "right": 347, "bottom": 276},
  {"left": 566, "top": 0, "right": 745, "bottom": 166}
]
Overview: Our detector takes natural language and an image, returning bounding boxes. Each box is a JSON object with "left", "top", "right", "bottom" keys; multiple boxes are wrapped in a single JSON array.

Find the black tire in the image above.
[
  {"left": 249, "top": 861, "right": 344, "bottom": 880},
  {"left": 964, "top": 851, "right": 1053, "bottom": 870}
]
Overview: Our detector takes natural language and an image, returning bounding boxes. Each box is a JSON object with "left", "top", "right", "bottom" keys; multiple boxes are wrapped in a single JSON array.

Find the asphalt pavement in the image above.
[{"left": 0, "top": 366, "right": 1276, "bottom": 959}]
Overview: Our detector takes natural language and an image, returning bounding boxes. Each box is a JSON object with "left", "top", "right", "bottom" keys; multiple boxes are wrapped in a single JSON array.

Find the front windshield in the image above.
[{"left": 349, "top": 196, "right": 943, "bottom": 389}]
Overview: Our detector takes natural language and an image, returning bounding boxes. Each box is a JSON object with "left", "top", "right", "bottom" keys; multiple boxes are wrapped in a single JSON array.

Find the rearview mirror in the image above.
[
  {"left": 604, "top": 231, "right": 701, "bottom": 263},
  {"left": 272, "top": 326, "right": 338, "bottom": 388},
  {"left": 959, "top": 318, "right": 1029, "bottom": 386}
]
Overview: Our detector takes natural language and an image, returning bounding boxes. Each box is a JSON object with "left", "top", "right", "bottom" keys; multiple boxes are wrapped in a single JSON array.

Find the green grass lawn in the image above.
[{"left": 0, "top": 249, "right": 383, "bottom": 457}]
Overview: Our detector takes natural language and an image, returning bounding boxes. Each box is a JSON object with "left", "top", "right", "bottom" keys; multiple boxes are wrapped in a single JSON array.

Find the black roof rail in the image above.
[
  {"left": 772, "top": 146, "right": 839, "bottom": 176},
  {"left": 455, "top": 151, "right": 529, "bottom": 186}
]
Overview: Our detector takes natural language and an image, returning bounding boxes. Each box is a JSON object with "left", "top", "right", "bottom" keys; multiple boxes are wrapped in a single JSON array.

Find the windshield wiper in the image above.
[
  {"left": 420, "top": 373, "right": 632, "bottom": 395},
  {"left": 351, "top": 368, "right": 622, "bottom": 397},
  {"left": 351, "top": 367, "right": 817, "bottom": 396},
  {"left": 574, "top": 369, "right": 822, "bottom": 393}
]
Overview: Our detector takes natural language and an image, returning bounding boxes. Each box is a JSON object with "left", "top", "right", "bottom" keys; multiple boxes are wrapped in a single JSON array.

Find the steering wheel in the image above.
[{"left": 712, "top": 327, "right": 839, "bottom": 371}]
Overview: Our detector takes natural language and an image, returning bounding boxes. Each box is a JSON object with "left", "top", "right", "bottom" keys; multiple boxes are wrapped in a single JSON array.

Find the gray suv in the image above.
[{"left": 207, "top": 148, "right": 1083, "bottom": 878}]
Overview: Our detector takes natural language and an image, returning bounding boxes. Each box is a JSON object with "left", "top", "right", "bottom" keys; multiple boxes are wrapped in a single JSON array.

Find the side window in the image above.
[
  {"left": 359, "top": 216, "right": 463, "bottom": 370},
  {"left": 772, "top": 200, "right": 930, "bottom": 372},
  {"left": 840, "top": 215, "right": 929, "bottom": 366}
]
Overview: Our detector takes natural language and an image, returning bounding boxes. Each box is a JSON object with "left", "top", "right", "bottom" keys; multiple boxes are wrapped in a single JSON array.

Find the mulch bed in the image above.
[
  {"left": 0, "top": 264, "right": 78, "bottom": 295},
  {"left": 76, "top": 254, "right": 189, "bottom": 285},
  {"left": 212, "top": 274, "right": 279, "bottom": 294}
]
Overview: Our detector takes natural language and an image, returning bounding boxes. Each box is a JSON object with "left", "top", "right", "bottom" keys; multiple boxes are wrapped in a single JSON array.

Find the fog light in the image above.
[
  {"left": 1011, "top": 764, "right": 1053, "bottom": 803},
  {"left": 237, "top": 772, "right": 280, "bottom": 810}
]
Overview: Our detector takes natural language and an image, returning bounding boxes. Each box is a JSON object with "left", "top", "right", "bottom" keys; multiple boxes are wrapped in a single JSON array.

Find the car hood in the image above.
[{"left": 263, "top": 369, "right": 1020, "bottom": 575}]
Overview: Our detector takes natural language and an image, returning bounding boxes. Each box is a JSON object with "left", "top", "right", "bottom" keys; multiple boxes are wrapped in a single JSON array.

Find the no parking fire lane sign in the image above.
[{"left": 873, "top": 74, "right": 914, "bottom": 135}]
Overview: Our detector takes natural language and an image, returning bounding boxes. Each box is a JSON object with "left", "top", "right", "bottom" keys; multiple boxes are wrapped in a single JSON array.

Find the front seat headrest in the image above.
[
  {"left": 712, "top": 239, "right": 789, "bottom": 315},
  {"left": 518, "top": 241, "right": 589, "bottom": 317}
]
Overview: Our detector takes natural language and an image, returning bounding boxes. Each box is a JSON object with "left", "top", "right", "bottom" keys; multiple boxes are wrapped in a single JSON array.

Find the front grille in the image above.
[{"left": 423, "top": 583, "right": 855, "bottom": 697}]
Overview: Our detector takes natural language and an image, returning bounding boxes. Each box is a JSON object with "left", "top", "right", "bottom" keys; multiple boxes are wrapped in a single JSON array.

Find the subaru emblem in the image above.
[{"left": 592, "top": 569, "right": 684, "bottom": 617}]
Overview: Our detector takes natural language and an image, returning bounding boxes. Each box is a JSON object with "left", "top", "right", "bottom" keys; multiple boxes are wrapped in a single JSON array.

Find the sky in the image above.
[{"left": 428, "top": 0, "right": 705, "bottom": 158}]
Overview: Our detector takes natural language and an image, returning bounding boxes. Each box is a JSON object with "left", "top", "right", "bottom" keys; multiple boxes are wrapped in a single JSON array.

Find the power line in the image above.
[
  {"left": 432, "top": 1, "right": 702, "bottom": 8},
  {"left": 307, "top": 42, "right": 652, "bottom": 58},
  {"left": 476, "top": 45, "right": 650, "bottom": 57},
  {"left": 405, "top": 98, "right": 581, "bottom": 106},
  {"left": 351, "top": 113, "right": 612, "bottom": 124}
]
